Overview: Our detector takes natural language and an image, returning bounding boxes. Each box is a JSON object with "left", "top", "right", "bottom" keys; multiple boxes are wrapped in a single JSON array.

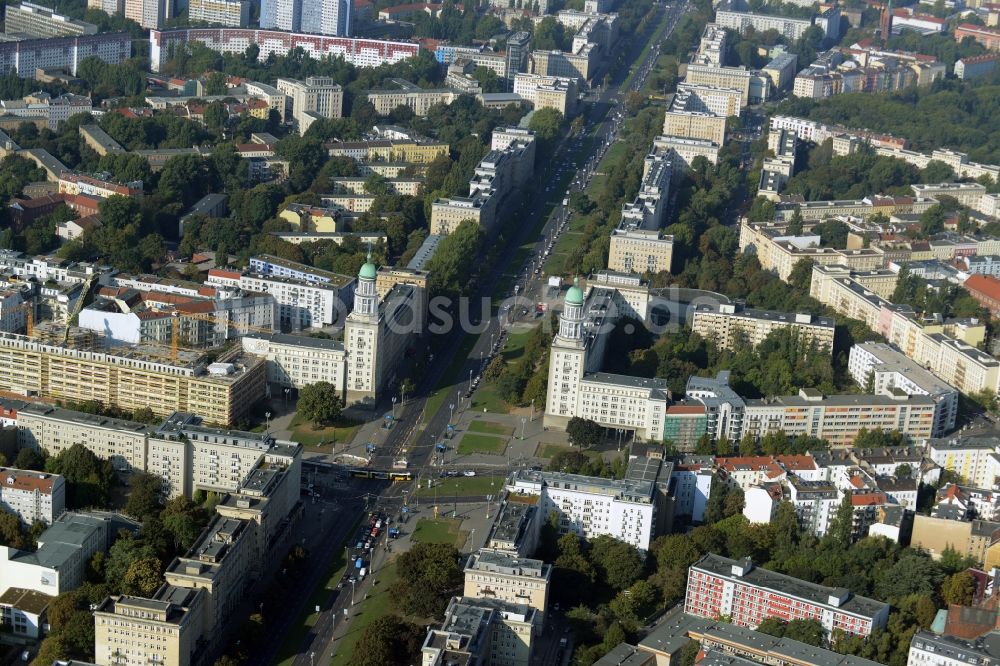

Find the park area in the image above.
[{"left": 410, "top": 518, "right": 468, "bottom": 549}]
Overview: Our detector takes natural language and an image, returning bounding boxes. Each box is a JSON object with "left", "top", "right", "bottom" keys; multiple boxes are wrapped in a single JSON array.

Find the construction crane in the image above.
[{"left": 63, "top": 275, "right": 95, "bottom": 344}]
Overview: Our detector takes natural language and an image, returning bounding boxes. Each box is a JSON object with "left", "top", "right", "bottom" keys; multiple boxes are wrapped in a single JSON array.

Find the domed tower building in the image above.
[
  {"left": 545, "top": 278, "right": 591, "bottom": 430},
  {"left": 344, "top": 252, "right": 422, "bottom": 407}
]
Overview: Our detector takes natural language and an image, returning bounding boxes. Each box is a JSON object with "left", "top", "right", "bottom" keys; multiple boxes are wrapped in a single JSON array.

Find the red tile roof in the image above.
[{"left": 965, "top": 274, "right": 1000, "bottom": 303}]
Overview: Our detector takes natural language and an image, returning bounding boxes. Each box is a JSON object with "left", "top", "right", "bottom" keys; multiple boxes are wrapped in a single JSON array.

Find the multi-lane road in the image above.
[{"left": 274, "top": 3, "right": 694, "bottom": 663}]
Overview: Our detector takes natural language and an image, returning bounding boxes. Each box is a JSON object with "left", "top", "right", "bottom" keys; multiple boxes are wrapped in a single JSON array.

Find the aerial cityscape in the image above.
[{"left": 0, "top": 0, "right": 997, "bottom": 664}]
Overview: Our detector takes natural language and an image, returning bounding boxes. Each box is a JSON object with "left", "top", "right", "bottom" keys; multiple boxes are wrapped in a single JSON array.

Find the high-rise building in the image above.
[
  {"left": 88, "top": 0, "right": 125, "bottom": 15},
  {"left": 125, "top": 0, "right": 163, "bottom": 29},
  {"left": 0, "top": 467, "right": 65, "bottom": 525},
  {"left": 4, "top": 2, "right": 98, "bottom": 37},
  {"left": 188, "top": 0, "right": 251, "bottom": 26},
  {"left": 505, "top": 32, "right": 531, "bottom": 88},
  {"left": 275, "top": 76, "right": 344, "bottom": 135},
  {"left": 300, "top": 0, "right": 350, "bottom": 36}
]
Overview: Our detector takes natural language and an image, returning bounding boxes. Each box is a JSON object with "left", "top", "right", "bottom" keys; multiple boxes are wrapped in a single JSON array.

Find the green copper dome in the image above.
[
  {"left": 359, "top": 251, "right": 377, "bottom": 280},
  {"left": 565, "top": 277, "right": 584, "bottom": 306}
]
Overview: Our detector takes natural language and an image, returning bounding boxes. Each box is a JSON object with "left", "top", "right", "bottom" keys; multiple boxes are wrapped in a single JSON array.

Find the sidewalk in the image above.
[{"left": 434, "top": 406, "right": 572, "bottom": 468}]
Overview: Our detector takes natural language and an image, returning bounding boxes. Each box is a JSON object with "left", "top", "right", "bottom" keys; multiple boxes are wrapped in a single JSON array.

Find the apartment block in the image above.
[
  {"left": 0, "top": 512, "right": 119, "bottom": 604},
  {"left": 0, "top": 32, "right": 130, "bottom": 78},
  {"left": 149, "top": 30, "right": 418, "bottom": 73},
  {"left": 506, "top": 458, "right": 671, "bottom": 551},
  {"left": 188, "top": 0, "right": 251, "bottom": 26},
  {"left": 676, "top": 82, "right": 743, "bottom": 115},
  {"left": 762, "top": 52, "right": 798, "bottom": 90},
  {"left": 512, "top": 73, "right": 578, "bottom": 115},
  {"left": 662, "top": 108, "right": 726, "bottom": 146},
  {"left": 683, "top": 64, "right": 752, "bottom": 101},
  {"left": 207, "top": 256, "right": 354, "bottom": 329},
  {"left": 367, "top": 85, "right": 460, "bottom": 117},
  {"left": 4, "top": 2, "right": 98, "bottom": 37},
  {"left": 422, "top": 597, "right": 536, "bottom": 666},
  {"left": 94, "top": 586, "right": 205, "bottom": 666},
  {"left": 652, "top": 135, "right": 719, "bottom": 171},
  {"left": 0, "top": 334, "right": 265, "bottom": 427},
  {"left": 954, "top": 23, "right": 1000, "bottom": 51},
  {"left": 908, "top": 631, "right": 1000, "bottom": 666},
  {"left": 685, "top": 554, "right": 889, "bottom": 637},
  {"left": 848, "top": 342, "right": 959, "bottom": 436},
  {"left": 926, "top": 435, "right": 1000, "bottom": 488},
  {"left": 910, "top": 513, "right": 1000, "bottom": 562},
  {"left": 530, "top": 45, "right": 596, "bottom": 81},
  {"left": 240, "top": 333, "right": 345, "bottom": 395},
  {"left": 691, "top": 302, "right": 834, "bottom": 352},
  {"left": 326, "top": 138, "right": 448, "bottom": 164},
  {"left": 608, "top": 227, "right": 674, "bottom": 273},
  {"left": 955, "top": 54, "right": 1000, "bottom": 79},
  {"left": 125, "top": 0, "right": 163, "bottom": 29},
  {"left": 715, "top": 9, "right": 813, "bottom": 40},
  {"left": 740, "top": 220, "right": 883, "bottom": 281},
  {"left": 742, "top": 389, "right": 937, "bottom": 446},
  {"left": 0, "top": 467, "right": 64, "bottom": 525},
  {"left": 88, "top": 0, "right": 124, "bottom": 14},
  {"left": 786, "top": 476, "right": 840, "bottom": 536},
  {"left": 464, "top": 549, "right": 551, "bottom": 628},
  {"left": 276, "top": 77, "right": 343, "bottom": 135}
]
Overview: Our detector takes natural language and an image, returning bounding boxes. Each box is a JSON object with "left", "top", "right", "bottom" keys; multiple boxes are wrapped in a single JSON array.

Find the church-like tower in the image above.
[
  {"left": 345, "top": 253, "right": 382, "bottom": 405},
  {"left": 545, "top": 278, "right": 588, "bottom": 429}
]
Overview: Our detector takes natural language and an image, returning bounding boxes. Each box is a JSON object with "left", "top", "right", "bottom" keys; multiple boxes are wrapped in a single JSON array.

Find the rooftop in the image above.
[{"left": 692, "top": 554, "right": 888, "bottom": 619}]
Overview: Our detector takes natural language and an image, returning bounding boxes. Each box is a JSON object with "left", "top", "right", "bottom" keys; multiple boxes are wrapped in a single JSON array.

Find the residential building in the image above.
[
  {"left": 927, "top": 435, "right": 1000, "bottom": 488},
  {"left": 276, "top": 77, "right": 343, "bottom": 134},
  {"left": 907, "top": 631, "right": 1000, "bottom": 666},
  {"left": 685, "top": 554, "right": 890, "bottom": 637},
  {"left": 683, "top": 64, "right": 752, "bottom": 101},
  {"left": 300, "top": 0, "right": 351, "bottom": 36},
  {"left": 0, "top": 32, "right": 130, "bottom": 78},
  {"left": 530, "top": 45, "right": 597, "bottom": 81},
  {"left": 367, "top": 84, "right": 461, "bottom": 117},
  {"left": 847, "top": 342, "right": 959, "bottom": 436},
  {"left": 464, "top": 549, "right": 551, "bottom": 627},
  {"left": 762, "top": 52, "right": 798, "bottom": 90},
  {"left": 241, "top": 333, "right": 346, "bottom": 395},
  {"left": 608, "top": 228, "right": 674, "bottom": 275},
  {"left": 652, "top": 135, "right": 719, "bottom": 171},
  {"left": 4, "top": 2, "right": 98, "bottom": 37},
  {"left": 910, "top": 513, "right": 1000, "bottom": 563},
  {"left": 206, "top": 257, "right": 355, "bottom": 329},
  {"left": 88, "top": 0, "right": 124, "bottom": 14},
  {"left": 715, "top": 10, "right": 813, "bottom": 40},
  {"left": 512, "top": 73, "right": 578, "bottom": 115},
  {"left": 79, "top": 125, "right": 124, "bottom": 157},
  {"left": 0, "top": 467, "right": 64, "bottom": 525},
  {"left": 955, "top": 24, "right": 1000, "bottom": 51},
  {"left": 690, "top": 302, "right": 834, "bottom": 352},
  {"left": 0, "top": 511, "right": 120, "bottom": 598},
  {"left": 964, "top": 274, "right": 1000, "bottom": 315},
  {"left": 506, "top": 32, "right": 531, "bottom": 82},
  {"left": 0, "top": 334, "right": 265, "bottom": 427},
  {"left": 669, "top": 460, "right": 713, "bottom": 523},
  {"left": 148, "top": 30, "right": 418, "bottom": 73},
  {"left": 742, "top": 389, "right": 937, "bottom": 446},
  {"left": 421, "top": 597, "right": 536, "bottom": 666},
  {"left": 59, "top": 172, "right": 142, "bottom": 199},
  {"left": 125, "top": 0, "right": 162, "bottom": 29},
  {"left": 739, "top": 220, "right": 883, "bottom": 281},
  {"left": 662, "top": 107, "right": 726, "bottom": 145},
  {"left": 188, "top": 0, "right": 251, "bottom": 26},
  {"left": 94, "top": 586, "right": 205, "bottom": 666},
  {"left": 955, "top": 54, "right": 1000, "bottom": 79},
  {"left": 505, "top": 458, "right": 672, "bottom": 551},
  {"left": 633, "top": 606, "right": 883, "bottom": 666},
  {"left": 786, "top": 476, "right": 840, "bottom": 536}
]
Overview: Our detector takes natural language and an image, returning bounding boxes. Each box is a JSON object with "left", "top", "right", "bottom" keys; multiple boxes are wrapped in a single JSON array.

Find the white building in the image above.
[
  {"left": 715, "top": 9, "right": 813, "bottom": 40},
  {"left": 847, "top": 342, "right": 959, "bottom": 437},
  {"left": 0, "top": 288, "right": 28, "bottom": 333},
  {"left": 241, "top": 333, "right": 346, "bottom": 395},
  {"left": 207, "top": 257, "right": 355, "bottom": 329},
  {"left": 300, "top": 0, "right": 350, "bottom": 36},
  {"left": 907, "top": 630, "right": 1000, "bottom": 666},
  {"left": 670, "top": 461, "right": 713, "bottom": 523},
  {"left": 0, "top": 467, "right": 65, "bottom": 525},
  {"left": 786, "top": 476, "right": 841, "bottom": 537},
  {"left": 926, "top": 435, "right": 1000, "bottom": 489},
  {"left": 743, "top": 485, "right": 780, "bottom": 524},
  {"left": 125, "top": 0, "right": 162, "bottom": 29},
  {"left": 505, "top": 458, "right": 671, "bottom": 551}
]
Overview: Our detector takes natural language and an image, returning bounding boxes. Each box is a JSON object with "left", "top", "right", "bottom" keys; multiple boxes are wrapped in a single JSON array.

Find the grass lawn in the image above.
[
  {"left": 274, "top": 515, "right": 360, "bottom": 666},
  {"left": 538, "top": 443, "right": 573, "bottom": 459},
  {"left": 469, "top": 383, "right": 508, "bottom": 414},
  {"left": 289, "top": 414, "right": 361, "bottom": 449},
  {"left": 468, "top": 420, "right": 514, "bottom": 436},
  {"left": 410, "top": 517, "right": 468, "bottom": 548},
  {"left": 457, "top": 433, "right": 508, "bottom": 455},
  {"left": 499, "top": 330, "right": 533, "bottom": 362},
  {"left": 415, "top": 474, "right": 505, "bottom": 498},
  {"left": 330, "top": 559, "right": 401, "bottom": 666}
]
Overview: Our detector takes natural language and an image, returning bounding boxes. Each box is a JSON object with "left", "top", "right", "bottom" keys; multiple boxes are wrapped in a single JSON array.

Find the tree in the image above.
[
  {"left": 122, "top": 557, "right": 163, "bottom": 597},
  {"left": 352, "top": 615, "right": 425, "bottom": 666},
  {"left": 590, "top": 535, "right": 645, "bottom": 591},
  {"left": 528, "top": 107, "right": 564, "bottom": 144},
  {"left": 390, "top": 542, "right": 463, "bottom": 617},
  {"left": 827, "top": 494, "right": 855, "bottom": 549},
  {"left": 14, "top": 447, "right": 46, "bottom": 471},
  {"left": 941, "top": 571, "right": 975, "bottom": 606},
  {"left": 0, "top": 510, "right": 27, "bottom": 549},
  {"left": 296, "top": 382, "right": 343, "bottom": 427},
  {"left": 45, "top": 444, "right": 115, "bottom": 509},
  {"left": 896, "top": 463, "right": 913, "bottom": 479},
  {"left": 566, "top": 417, "right": 603, "bottom": 449},
  {"left": 126, "top": 473, "right": 165, "bottom": 520}
]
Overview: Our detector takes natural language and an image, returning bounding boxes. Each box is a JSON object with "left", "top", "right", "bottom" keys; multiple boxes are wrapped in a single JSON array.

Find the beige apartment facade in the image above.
[
  {"left": 608, "top": 229, "right": 674, "bottom": 274},
  {"left": 690, "top": 303, "right": 835, "bottom": 352},
  {"left": 463, "top": 549, "right": 552, "bottom": 629},
  {"left": 94, "top": 587, "right": 204, "bottom": 666},
  {"left": 662, "top": 110, "right": 726, "bottom": 146}
]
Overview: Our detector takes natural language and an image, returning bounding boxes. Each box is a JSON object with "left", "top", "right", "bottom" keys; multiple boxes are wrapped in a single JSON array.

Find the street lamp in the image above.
[
  {"left": 264, "top": 411, "right": 271, "bottom": 433},
  {"left": 469, "top": 369, "right": 473, "bottom": 392},
  {"left": 391, "top": 396, "right": 397, "bottom": 420},
  {"left": 520, "top": 417, "right": 527, "bottom": 441},
  {"left": 449, "top": 403, "right": 455, "bottom": 426},
  {"left": 351, "top": 579, "right": 356, "bottom": 605}
]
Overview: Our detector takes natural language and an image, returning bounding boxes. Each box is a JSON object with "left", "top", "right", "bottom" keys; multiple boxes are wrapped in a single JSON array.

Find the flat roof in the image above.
[
  {"left": 243, "top": 332, "right": 345, "bottom": 352},
  {"left": 692, "top": 554, "right": 888, "bottom": 619}
]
